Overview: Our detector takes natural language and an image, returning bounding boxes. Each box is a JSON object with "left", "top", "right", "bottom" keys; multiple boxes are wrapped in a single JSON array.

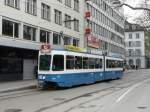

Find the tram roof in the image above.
[{"left": 40, "top": 49, "right": 123, "bottom": 60}]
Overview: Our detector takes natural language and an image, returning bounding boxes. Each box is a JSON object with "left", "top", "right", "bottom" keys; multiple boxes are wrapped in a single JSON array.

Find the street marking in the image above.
[
  {"left": 116, "top": 86, "right": 134, "bottom": 102},
  {"left": 116, "top": 78, "right": 150, "bottom": 103}
]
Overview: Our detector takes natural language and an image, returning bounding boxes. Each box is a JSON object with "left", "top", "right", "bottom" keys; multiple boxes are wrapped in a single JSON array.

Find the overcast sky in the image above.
[{"left": 123, "top": 0, "right": 144, "bottom": 22}]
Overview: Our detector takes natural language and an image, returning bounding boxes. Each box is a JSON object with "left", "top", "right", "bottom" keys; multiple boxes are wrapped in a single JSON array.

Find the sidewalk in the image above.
[
  {"left": 0, "top": 80, "right": 37, "bottom": 93},
  {"left": 0, "top": 70, "right": 136, "bottom": 93},
  {"left": 124, "top": 69, "right": 139, "bottom": 74}
]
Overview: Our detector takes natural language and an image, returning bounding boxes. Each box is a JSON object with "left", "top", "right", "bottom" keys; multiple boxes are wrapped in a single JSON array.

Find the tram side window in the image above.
[
  {"left": 106, "top": 60, "right": 123, "bottom": 68},
  {"left": 83, "top": 57, "right": 89, "bottom": 69},
  {"left": 66, "top": 55, "right": 74, "bottom": 69},
  {"left": 95, "top": 58, "right": 102, "bottom": 69},
  {"left": 112, "top": 60, "right": 117, "bottom": 68},
  {"left": 95, "top": 58, "right": 100, "bottom": 69},
  {"left": 121, "top": 61, "right": 123, "bottom": 67},
  {"left": 106, "top": 59, "right": 113, "bottom": 68},
  {"left": 106, "top": 59, "right": 110, "bottom": 68},
  {"left": 89, "top": 58, "right": 95, "bottom": 69},
  {"left": 112, "top": 60, "right": 115, "bottom": 68},
  {"left": 116, "top": 61, "right": 119, "bottom": 68},
  {"left": 39, "top": 55, "right": 51, "bottom": 71},
  {"left": 52, "top": 55, "right": 64, "bottom": 71},
  {"left": 118, "top": 61, "right": 123, "bottom": 68},
  {"left": 75, "top": 56, "right": 82, "bottom": 69},
  {"left": 99, "top": 59, "right": 102, "bottom": 68}
]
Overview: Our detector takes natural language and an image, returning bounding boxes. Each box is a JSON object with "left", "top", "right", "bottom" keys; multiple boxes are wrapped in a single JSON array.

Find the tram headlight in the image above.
[
  {"left": 38, "top": 75, "right": 46, "bottom": 80},
  {"left": 42, "top": 76, "right": 46, "bottom": 80}
]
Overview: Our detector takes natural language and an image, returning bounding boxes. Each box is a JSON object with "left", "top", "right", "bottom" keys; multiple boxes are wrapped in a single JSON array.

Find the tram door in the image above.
[{"left": 23, "top": 59, "right": 37, "bottom": 80}]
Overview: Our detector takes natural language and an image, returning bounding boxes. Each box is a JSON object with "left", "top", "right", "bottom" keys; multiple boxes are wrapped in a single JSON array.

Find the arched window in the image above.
[{"left": 129, "top": 59, "right": 133, "bottom": 66}]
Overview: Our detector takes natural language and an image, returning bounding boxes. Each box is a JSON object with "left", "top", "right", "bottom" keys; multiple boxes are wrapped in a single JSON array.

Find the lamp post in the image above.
[
  {"left": 102, "top": 50, "right": 107, "bottom": 72},
  {"left": 60, "top": 19, "right": 79, "bottom": 47},
  {"left": 59, "top": 31, "right": 64, "bottom": 46}
]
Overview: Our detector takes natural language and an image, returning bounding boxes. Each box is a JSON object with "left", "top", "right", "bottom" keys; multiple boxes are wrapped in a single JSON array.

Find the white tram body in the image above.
[{"left": 38, "top": 46, "right": 124, "bottom": 88}]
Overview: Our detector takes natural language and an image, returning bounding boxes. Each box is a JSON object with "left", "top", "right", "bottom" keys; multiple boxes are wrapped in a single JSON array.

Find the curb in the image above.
[{"left": 0, "top": 84, "right": 37, "bottom": 94}]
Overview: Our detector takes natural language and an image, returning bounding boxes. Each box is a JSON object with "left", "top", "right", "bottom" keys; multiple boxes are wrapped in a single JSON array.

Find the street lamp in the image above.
[
  {"left": 60, "top": 19, "right": 79, "bottom": 46},
  {"left": 102, "top": 50, "right": 107, "bottom": 72}
]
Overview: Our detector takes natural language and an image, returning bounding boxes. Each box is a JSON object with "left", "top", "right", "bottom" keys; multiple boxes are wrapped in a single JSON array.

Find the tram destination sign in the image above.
[{"left": 40, "top": 44, "right": 51, "bottom": 53}]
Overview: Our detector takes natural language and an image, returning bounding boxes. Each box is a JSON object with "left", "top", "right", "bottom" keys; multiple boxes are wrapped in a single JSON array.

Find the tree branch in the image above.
[{"left": 118, "top": 3, "right": 150, "bottom": 11}]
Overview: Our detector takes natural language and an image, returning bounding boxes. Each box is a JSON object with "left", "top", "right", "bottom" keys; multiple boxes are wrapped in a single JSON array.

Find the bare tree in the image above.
[
  {"left": 113, "top": 0, "right": 150, "bottom": 28},
  {"left": 117, "top": 3, "right": 150, "bottom": 11},
  {"left": 114, "top": 0, "right": 150, "bottom": 58}
]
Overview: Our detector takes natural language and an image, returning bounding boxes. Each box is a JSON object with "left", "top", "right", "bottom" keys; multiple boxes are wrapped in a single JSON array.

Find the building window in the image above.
[
  {"left": 64, "top": 36, "right": 71, "bottom": 45},
  {"left": 64, "top": 14, "right": 71, "bottom": 29},
  {"left": 74, "top": 0, "right": 79, "bottom": 12},
  {"left": 129, "top": 33, "right": 132, "bottom": 39},
  {"left": 25, "top": 0, "right": 37, "bottom": 15},
  {"left": 53, "top": 33, "right": 61, "bottom": 45},
  {"left": 40, "top": 30, "right": 50, "bottom": 43},
  {"left": 23, "top": 25, "right": 36, "bottom": 41},
  {"left": 5, "top": 0, "right": 20, "bottom": 9},
  {"left": 132, "top": 25, "right": 136, "bottom": 30},
  {"left": 2, "top": 19, "right": 19, "bottom": 38},
  {"left": 128, "top": 49, "right": 134, "bottom": 56},
  {"left": 135, "top": 41, "right": 141, "bottom": 47},
  {"left": 135, "top": 49, "right": 141, "bottom": 56},
  {"left": 65, "top": 0, "right": 71, "bottom": 7},
  {"left": 125, "top": 25, "right": 129, "bottom": 29},
  {"left": 41, "top": 3, "right": 50, "bottom": 21},
  {"left": 136, "top": 59, "right": 141, "bottom": 68},
  {"left": 73, "top": 38, "right": 79, "bottom": 46},
  {"left": 57, "top": 0, "right": 62, "bottom": 3},
  {"left": 74, "top": 19, "right": 79, "bottom": 31},
  {"left": 54, "top": 9, "right": 62, "bottom": 25},
  {"left": 129, "top": 59, "right": 134, "bottom": 66},
  {"left": 128, "top": 41, "right": 133, "bottom": 47},
  {"left": 136, "top": 33, "right": 140, "bottom": 39}
]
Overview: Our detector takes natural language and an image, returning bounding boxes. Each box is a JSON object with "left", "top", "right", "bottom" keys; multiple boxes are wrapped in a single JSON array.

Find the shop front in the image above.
[{"left": 0, "top": 46, "right": 38, "bottom": 82}]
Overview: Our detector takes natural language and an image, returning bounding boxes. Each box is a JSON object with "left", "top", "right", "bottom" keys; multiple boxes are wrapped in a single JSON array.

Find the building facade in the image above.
[
  {"left": 125, "top": 21, "right": 147, "bottom": 69},
  {"left": 0, "top": 0, "right": 125, "bottom": 82},
  {"left": 84, "top": 0, "right": 125, "bottom": 57},
  {"left": 0, "top": 0, "right": 84, "bottom": 81}
]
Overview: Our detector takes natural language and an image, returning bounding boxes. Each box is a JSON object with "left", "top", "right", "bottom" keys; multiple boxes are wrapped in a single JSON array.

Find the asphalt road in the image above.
[{"left": 1, "top": 69, "right": 150, "bottom": 112}]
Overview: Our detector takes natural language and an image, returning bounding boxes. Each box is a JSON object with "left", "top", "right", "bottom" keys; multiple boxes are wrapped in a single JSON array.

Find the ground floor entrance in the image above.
[
  {"left": 126, "top": 57, "right": 146, "bottom": 69},
  {"left": 0, "top": 46, "right": 38, "bottom": 82}
]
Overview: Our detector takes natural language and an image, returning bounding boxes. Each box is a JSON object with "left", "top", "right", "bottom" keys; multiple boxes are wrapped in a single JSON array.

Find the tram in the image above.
[{"left": 38, "top": 44, "right": 124, "bottom": 88}]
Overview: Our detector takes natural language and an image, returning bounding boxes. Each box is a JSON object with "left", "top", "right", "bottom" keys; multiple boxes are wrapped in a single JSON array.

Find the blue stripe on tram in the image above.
[{"left": 38, "top": 71, "right": 123, "bottom": 87}]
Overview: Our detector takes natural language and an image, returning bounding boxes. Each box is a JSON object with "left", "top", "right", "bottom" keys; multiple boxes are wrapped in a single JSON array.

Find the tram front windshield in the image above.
[{"left": 39, "top": 55, "right": 51, "bottom": 71}]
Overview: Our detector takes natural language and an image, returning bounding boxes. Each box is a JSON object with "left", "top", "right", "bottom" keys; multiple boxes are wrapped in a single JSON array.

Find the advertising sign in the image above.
[
  {"left": 65, "top": 45, "right": 86, "bottom": 52},
  {"left": 87, "top": 35, "right": 100, "bottom": 49}
]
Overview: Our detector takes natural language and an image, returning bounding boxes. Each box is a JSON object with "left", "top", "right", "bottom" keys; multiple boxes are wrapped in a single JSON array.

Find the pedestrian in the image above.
[{"left": 136, "top": 65, "right": 138, "bottom": 70}]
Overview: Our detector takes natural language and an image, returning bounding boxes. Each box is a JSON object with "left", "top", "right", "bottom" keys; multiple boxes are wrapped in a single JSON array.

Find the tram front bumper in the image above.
[{"left": 38, "top": 74, "right": 62, "bottom": 82}]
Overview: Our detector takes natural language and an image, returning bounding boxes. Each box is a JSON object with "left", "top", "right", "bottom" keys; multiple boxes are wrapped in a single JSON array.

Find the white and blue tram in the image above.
[{"left": 38, "top": 46, "right": 124, "bottom": 88}]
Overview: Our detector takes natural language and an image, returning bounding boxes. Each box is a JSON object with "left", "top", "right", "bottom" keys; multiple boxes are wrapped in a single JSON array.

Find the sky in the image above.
[{"left": 123, "top": 0, "right": 144, "bottom": 22}]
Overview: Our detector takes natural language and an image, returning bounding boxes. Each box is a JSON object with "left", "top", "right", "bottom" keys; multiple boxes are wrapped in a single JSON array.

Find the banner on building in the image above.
[{"left": 87, "top": 35, "right": 100, "bottom": 49}]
